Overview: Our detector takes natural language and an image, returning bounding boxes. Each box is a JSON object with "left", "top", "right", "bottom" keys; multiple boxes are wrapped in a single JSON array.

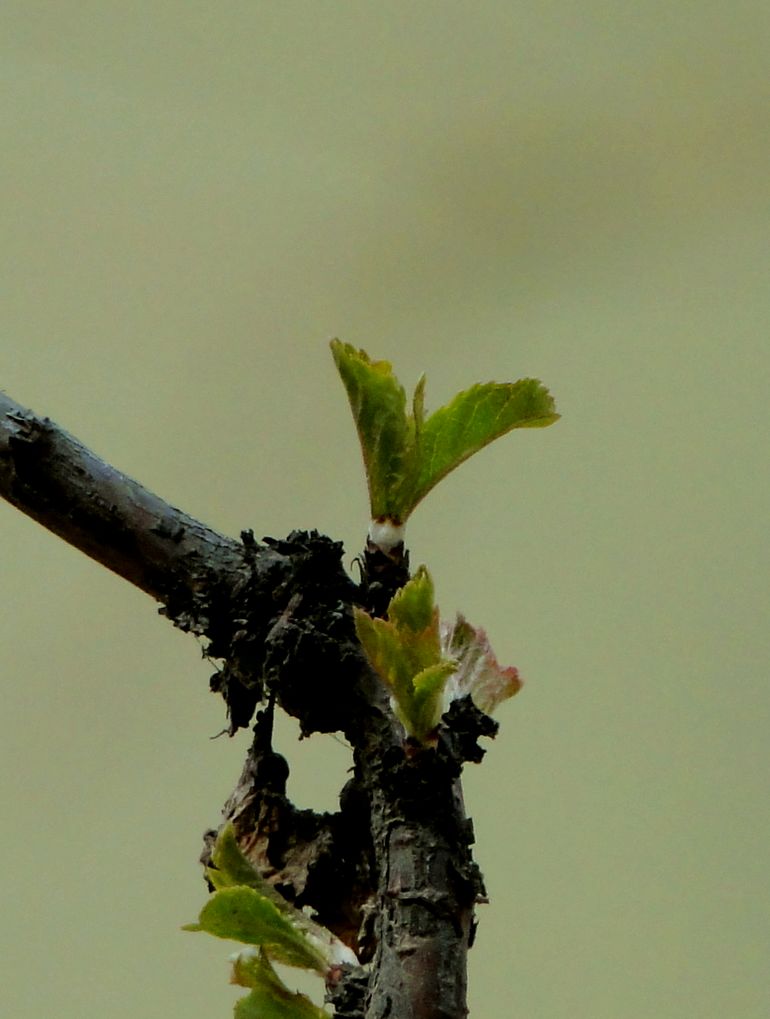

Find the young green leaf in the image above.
[
  {"left": 330, "top": 340, "right": 559, "bottom": 536},
  {"left": 355, "top": 565, "right": 525, "bottom": 738},
  {"left": 410, "top": 660, "right": 460, "bottom": 738},
  {"left": 386, "top": 562, "right": 437, "bottom": 634},
  {"left": 405, "top": 378, "right": 559, "bottom": 513},
  {"left": 329, "top": 339, "right": 412, "bottom": 521},
  {"left": 354, "top": 565, "right": 457, "bottom": 742},
  {"left": 234, "top": 986, "right": 328, "bottom": 1019},
  {"left": 205, "top": 824, "right": 283, "bottom": 897},
  {"left": 231, "top": 948, "right": 330, "bottom": 1019},
  {"left": 184, "top": 886, "right": 328, "bottom": 973},
  {"left": 189, "top": 824, "right": 357, "bottom": 972}
]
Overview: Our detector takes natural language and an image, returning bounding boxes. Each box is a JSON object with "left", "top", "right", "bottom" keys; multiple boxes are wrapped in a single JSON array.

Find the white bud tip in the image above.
[{"left": 368, "top": 518, "right": 406, "bottom": 550}]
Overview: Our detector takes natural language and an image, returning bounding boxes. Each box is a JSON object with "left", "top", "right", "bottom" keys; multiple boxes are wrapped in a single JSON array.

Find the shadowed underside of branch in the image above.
[{"left": 1, "top": 390, "right": 496, "bottom": 1019}]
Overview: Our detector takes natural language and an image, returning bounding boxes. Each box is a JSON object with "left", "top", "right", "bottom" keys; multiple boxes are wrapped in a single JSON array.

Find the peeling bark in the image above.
[{"left": 2, "top": 392, "right": 497, "bottom": 1019}]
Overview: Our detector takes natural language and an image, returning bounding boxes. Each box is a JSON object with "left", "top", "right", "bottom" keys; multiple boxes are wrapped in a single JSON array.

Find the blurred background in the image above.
[{"left": 1, "top": 3, "right": 768, "bottom": 1017}]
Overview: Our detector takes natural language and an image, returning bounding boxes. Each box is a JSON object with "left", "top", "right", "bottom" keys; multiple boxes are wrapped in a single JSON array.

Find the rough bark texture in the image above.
[
  {"left": 1, "top": 392, "right": 497, "bottom": 1019},
  {"left": 0, "top": 391, "right": 244, "bottom": 599}
]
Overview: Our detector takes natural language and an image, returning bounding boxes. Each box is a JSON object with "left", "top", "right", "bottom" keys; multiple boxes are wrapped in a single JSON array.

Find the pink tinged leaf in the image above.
[{"left": 440, "top": 614, "right": 523, "bottom": 715}]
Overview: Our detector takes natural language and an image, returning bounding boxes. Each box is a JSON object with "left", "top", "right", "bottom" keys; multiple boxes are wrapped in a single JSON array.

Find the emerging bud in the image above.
[{"left": 368, "top": 517, "right": 406, "bottom": 551}]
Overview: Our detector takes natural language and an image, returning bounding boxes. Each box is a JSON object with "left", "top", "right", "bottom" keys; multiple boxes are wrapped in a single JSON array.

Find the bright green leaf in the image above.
[
  {"left": 354, "top": 598, "right": 438, "bottom": 692},
  {"left": 188, "top": 826, "right": 358, "bottom": 973},
  {"left": 205, "top": 826, "right": 298, "bottom": 915},
  {"left": 234, "top": 988, "right": 328, "bottom": 1019},
  {"left": 188, "top": 886, "right": 327, "bottom": 973},
  {"left": 405, "top": 379, "right": 559, "bottom": 514},
  {"left": 353, "top": 611, "right": 403, "bottom": 683},
  {"left": 206, "top": 825, "right": 278, "bottom": 897},
  {"left": 231, "top": 949, "right": 330, "bottom": 1019},
  {"left": 331, "top": 341, "right": 559, "bottom": 532},
  {"left": 409, "top": 660, "right": 458, "bottom": 741},
  {"left": 354, "top": 566, "right": 456, "bottom": 743},
  {"left": 354, "top": 569, "right": 440, "bottom": 681},
  {"left": 386, "top": 564, "right": 435, "bottom": 633},
  {"left": 329, "top": 339, "right": 411, "bottom": 520},
  {"left": 412, "top": 372, "right": 426, "bottom": 434}
]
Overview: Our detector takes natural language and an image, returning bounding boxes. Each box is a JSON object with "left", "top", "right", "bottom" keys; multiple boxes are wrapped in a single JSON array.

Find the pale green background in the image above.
[{"left": 1, "top": 3, "right": 768, "bottom": 1017}]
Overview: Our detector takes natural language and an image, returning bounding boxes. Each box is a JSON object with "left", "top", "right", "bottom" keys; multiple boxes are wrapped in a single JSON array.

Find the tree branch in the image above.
[
  {"left": 2, "top": 389, "right": 492, "bottom": 1018},
  {"left": 0, "top": 389, "right": 243, "bottom": 599}
]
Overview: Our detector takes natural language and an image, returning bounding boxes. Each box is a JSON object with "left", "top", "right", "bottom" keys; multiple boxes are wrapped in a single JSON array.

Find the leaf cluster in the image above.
[
  {"left": 355, "top": 568, "right": 526, "bottom": 744},
  {"left": 354, "top": 565, "right": 457, "bottom": 742},
  {"left": 185, "top": 826, "right": 354, "bottom": 1018},
  {"left": 331, "top": 339, "right": 559, "bottom": 528}
]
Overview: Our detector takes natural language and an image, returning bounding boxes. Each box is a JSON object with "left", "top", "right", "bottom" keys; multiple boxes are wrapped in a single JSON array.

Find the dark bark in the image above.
[
  {"left": 0, "top": 391, "right": 244, "bottom": 599},
  {"left": 1, "top": 391, "right": 496, "bottom": 1019}
]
